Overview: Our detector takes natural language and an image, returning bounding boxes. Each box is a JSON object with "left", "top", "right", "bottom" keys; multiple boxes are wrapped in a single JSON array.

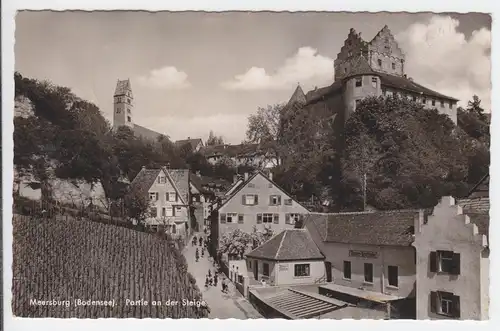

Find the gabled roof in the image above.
[
  {"left": 305, "top": 81, "right": 343, "bottom": 105},
  {"left": 246, "top": 229, "right": 324, "bottom": 261},
  {"left": 129, "top": 167, "right": 189, "bottom": 205},
  {"left": 306, "top": 210, "right": 418, "bottom": 247},
  {"left": 202, "top": 143, "right": 261, "bottom": 158},
  {"left": 114, "top": 79, "right": 132, "bottom": 96},
  {"left": 344, "top": 56, "right": 376, "bottom": 79},
  {"left": 132, "top": 124, "right": 165, "bottom": 141},
  {"left": 287, "top": 85, "right": 307, "bottom": 107},
  {"left": 379, "top": 73, "right": 459, "bottom": 101},
  {"left": 216, "top": 171, "right": 310, "bottom": 212},
  {"left": 174, "top": 138, "right": 203, "bottom": 151}
]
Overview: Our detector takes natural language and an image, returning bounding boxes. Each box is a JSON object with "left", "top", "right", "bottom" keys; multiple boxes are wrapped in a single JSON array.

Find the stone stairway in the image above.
[{"left": 265, "top": 289, "right": 345, "bottom": 319}]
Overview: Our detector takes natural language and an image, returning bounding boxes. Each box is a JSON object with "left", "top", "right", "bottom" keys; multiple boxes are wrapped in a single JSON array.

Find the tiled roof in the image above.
[
  {"left": 114, "top": 79, "right": 131, "bottom": 96},
  {"left": 306, "top": 211, "right": 418, "bottom": 247},
  {"left": 467, "top": 173, "right": 489, "bottom": 198},
  {"left": 379, "top": 73, "right": 458, "bottom": 101},
  {"left": 129, "top": 167, "right": 189, "bottom": 204},
  {"left": 168, "top": 169, "right": 190, "bottom": 204},
  {"left": 133, "top": 124, "right": 164, "bottom": 141},
  {"left": 344, "top": 56, "right": 376, "bottom": 78},
  {"left": 130, "top": 168, "right": 161, "bottom": 196},
  {"left": 305, "top": 81, "right": 343, "bottom": 105},
  {"left": 190, "top": 174, "right": 230, "bottom": 191},
  {"left": 174, "top": 138, "right": 203, "bottom": 151},
  {"left": 457, "top": 197, "right": 490, "bottom": 213},
  {"left": 287, "top": 85, "right": 307, "bottom": 106},
  {"left": 202, "top": 143, "right": 261, "bottom": 158},
  {"left": 246, "top": 229, "right": 324, "bottom": 261}
]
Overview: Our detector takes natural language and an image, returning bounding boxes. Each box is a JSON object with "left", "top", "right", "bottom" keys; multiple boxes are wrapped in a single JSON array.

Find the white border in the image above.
[{"left": 2, "top": 1, "right": 498, "bottom": 331}]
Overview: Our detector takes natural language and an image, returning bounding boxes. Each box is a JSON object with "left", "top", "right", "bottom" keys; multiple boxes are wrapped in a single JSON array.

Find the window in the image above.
[
  {"left": 385, "top": 46, "right": 390, "bottom": 51},
  {"left": 355, "top": 77, "right": 362, "bottom": 87},
  {"left": 127, "top": 116, "right": 131, "bottom": 122},
  {"left": 248, "top": 183, "right": 255, "bottom": 188},
  {"left": 371, "top": 77, "right": 377, "bottom": 88},
  {"left": 355, "top": 99, "right": 361, "bottom": 109},
  {"left": 412, "top": 96, "right": 417, "bottom": 102},
  {"left": 344, "top": 68, "right": 347, "bottom": 74},
  {"left": 226, "top": 213, "right": 237, "bottom": 223},
  {"left": 377, "top": 59, "right": 382, "bottom": 66},
  {"left": 388, "top": 265, "right": 398, "bottom": 287},
  {"left": 430, "top": 291, "right": 460, "bottom": 318},
  {"left": 165, "top": 206, "right": 173, "bottom": 217},
  {"left": 238, "top": 214, "right": 244, "bottom": 224},
  {"left": 294, "top": 264, "right": 310, "bottom": 277},
  {"left": 167, "top": 192, "right": 177, "bottom": 202},
  {"left": 284, "top": 198, "right": 292, "bottom": 206},
  {"left": 430, "top": 250, "right": 460, "bottom": 274},
  {"left": 440, "top": 100, "right": 445, "bottom": 107},
  {"left": 262, "top": 213, "right": 274, "bottom": 223},
  {"left": 161, "top": 207, "right": 166, "bottom": 217},
  {"left": 343, "top": 261, "right": 352, "bottom": 280},
  {"left": 127, "top": 108, "right": 131, "bottom": 113},
  {"left": 286, "top": 214, "right": 301, "bottom": 225},
  {"left": 364, "top": 263, "right": 373, "bottom": 283},
  {"left": 242, "top": 194, "right": 258, "bottom": 205},
  {"left": 431, "top": 99, "right": 436, "bottom": 106},
  {"left": 150, "top": 225, "right": 158, "bottom": 232},
  {"left": 157, "top": 176, "right": 166, "bottom": 184},
  {"left": 263, "top": 263, "right": 270, "bottom": 276},
  {"left": 150, "top": 207, "right": 158, "bottom": 218},
  {"left": 149, "top": 192, "right": 158, "bottom": 201},
  {"left": 269, "top": 195, "right": 281, "bottom": 206},
  {"left": 422, "top": 97, "right": 427, "bottom": 104},
  {"left": 449, "top": 101, "right": 453, "bottom": 108},
  {"left": 391, "top": 62, "right": 396, "bottom": 70}
]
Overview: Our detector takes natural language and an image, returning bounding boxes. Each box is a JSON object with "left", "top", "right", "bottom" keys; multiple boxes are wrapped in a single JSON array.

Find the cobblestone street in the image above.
[{"left": 183, "top": 233, "right": 261, "bottom": 319}]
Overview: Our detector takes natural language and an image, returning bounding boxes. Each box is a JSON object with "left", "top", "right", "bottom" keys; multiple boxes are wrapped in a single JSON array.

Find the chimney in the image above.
[
  {"left": 196, "top": 171, "right": 201, "bottom": 177},
  {"left": 269, "top": 172, "right": 273, "bottom": 181},
  {"left": 244, "top": 173, "right": 249, "bottom": 181},
  {"left": 415, "top": 209, "right": 425, "bottom": 234},
  {"left": 233, "top": 175, "right": 238, "bottom": 184},
  {"left": 187, "top": 136, "right": 191, "bottom": 139},
  {"left": 142, "top": 166, "right": 146, "bottom": 170}
]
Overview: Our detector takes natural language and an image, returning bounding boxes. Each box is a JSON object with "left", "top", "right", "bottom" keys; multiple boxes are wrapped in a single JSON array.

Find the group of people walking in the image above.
[
  {"left": 191, "top": 233, "right": 228, "bottom": 294},
  {"left": 193, "top": 235, "right": 207, "bottom": 262},
  {"left": 205, "top": 268, "right": 228, "bottom": 293}
]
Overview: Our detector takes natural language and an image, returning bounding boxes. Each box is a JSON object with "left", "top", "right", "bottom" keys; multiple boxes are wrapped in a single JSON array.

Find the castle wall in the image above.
[
  {"left": 344, "top": 75, "right": 382, "bottom": 120},
  {"left": 368, "top": 27, "right": 405, "bottom": 77}
]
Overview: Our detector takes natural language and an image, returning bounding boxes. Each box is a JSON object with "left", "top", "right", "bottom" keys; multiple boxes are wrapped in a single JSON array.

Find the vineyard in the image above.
[{"left": 12, "top": 214, "right": 208, "bottom": 318}]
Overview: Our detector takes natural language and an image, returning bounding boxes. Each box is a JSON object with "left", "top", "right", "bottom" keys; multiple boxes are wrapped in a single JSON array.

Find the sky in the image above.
[{"left": 15, "top": 11, "right": 491, "bottom": 144}]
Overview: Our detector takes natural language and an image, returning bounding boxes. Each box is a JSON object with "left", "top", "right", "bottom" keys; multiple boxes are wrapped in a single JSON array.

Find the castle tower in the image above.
[
  {"left": 342, "top": 56, "right": 382, "bottom": 120},
  {"left": 334, "top": 28, "right": 369, "bottom": 82},
  {"left": 286, "top": 83, "right": 307, "bottom": 107},
  {"left": 367, "top": 25, "right": 406, "bottom": 77},
  {"left": 113, "top": 79, "right": 134, "bottom": 131}
]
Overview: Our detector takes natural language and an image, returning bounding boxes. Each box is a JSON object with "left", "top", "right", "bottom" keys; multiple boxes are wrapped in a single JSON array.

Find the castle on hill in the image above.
[{"left": 285, "top": 25, "right": 459, "bottom": 124}]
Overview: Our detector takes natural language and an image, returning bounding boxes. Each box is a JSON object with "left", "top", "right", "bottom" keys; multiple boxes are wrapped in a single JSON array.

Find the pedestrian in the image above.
[
  {"left": 195, "top": 248, "right": 199, "bottom": 262},
  {"left": 205, "top": 276, "right": 209, "bottom": 288},
  {"left": 193, "top": 235, "right": 198, "bottom": 246},
  {"left": 208, "top": 269, "right": 212, "bottom": 278},
  {"left": 214, "top": 274, "right": 218, "bottom": 287},
  {"left": 199, "top": 236, "right": 203, "bottom": 246},
  {"left": 204, "top": 227, "right": 207, "bottom": 235},
  {"left": 221, "top": 279, "right": 225, "bottom": 293},
  {"left": 209, "top": 277, "right": 213, "bottom": 286}
]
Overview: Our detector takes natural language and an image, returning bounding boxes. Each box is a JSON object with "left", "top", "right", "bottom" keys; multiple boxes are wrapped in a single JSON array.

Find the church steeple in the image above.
[{"left": 113, "top": 79, "right": 134, "bottom": 130}]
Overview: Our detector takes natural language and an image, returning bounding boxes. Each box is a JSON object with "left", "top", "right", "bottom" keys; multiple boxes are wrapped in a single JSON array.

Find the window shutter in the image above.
[
  {"left": 429, "top": 251, "right": 437, "bottom": 272},
  {"left": 242, "top": 195, "right": 246, "bottom": 205},
  {"left": 166, "top": 193, "right": 169, "bottom": 201},
  {"left": 238, "top": 214, "right": 244, "bottom": 224},
  {"left": 277, "top": 196, "right": 282, "bottom": 205},
  {"left": 155, "top": 193, "right": 159, "bottom": 201},
  {"left": 285, "top": 213, "right": 290, "bottom": 224},
  {"left": 452, "top": 295, "right": 461, "bottom": 318},
  {"left": 273, "top": 214, "right": 279, "bottom": 224},
  {"left": 257, "top": 214, "right": 262, "bottom": 224},
  {"left": 220, "top": 213, "right": 226, "bottom": 224},
  {"left": 176, "top": 193, "right": 179, "bottom": 202},
  {"left": 172, "top": 207, "right": 176, "bottom": 217},
  {"left": 451, "top": 253, "right": 461, "bottom": 275},
  {"left": 430, "top": 292, "right": 437, "bottom": 314},
  {"left": 254, "top": 195, "right": 259, "bottom": 205},
  {"left": 269, "top": 196, "right": 273, "bottom": 205}
]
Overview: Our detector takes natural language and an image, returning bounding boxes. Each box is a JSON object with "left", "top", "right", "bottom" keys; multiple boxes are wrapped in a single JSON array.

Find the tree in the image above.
[
  {"left": 206, "top": 130, "right": 224, "bottom": 146},
  {"left": 123, "top": 188, "right": 151, "bottom": 226},
  {"left": 217, "top": 229, "right": 252, "bottom": 260},
  {"left": 246, "top": 104, "right": 283, "bottom": 166},
  {"left": 250, "top": 226, "right": 274, "bottom": 249}
]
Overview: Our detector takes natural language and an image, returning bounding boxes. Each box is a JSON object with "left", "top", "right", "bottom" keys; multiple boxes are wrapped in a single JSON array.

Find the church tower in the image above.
[{"left": 113, "top": 79, "right": 134, "bottom": 131}]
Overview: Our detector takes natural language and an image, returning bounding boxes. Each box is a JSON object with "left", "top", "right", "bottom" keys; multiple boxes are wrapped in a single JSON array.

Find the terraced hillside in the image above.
[{"left": 12, "top": 214, "right": 208, "bottom": 318}]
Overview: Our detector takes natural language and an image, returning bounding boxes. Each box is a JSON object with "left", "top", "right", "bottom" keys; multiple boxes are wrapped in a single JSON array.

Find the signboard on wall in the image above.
[
  {"left": 279, "top": 264, "right": 289, "bottom": 271},
  {"left": 349, "top": 250, "right": 378, "bottom": 259}
]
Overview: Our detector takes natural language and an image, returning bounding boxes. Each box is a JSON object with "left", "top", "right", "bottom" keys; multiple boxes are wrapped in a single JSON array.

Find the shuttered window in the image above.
[
  {"left": 430, "top": 291, "right": 460, "bottom": 318},
  {"left": 238, "top": 214, "right": 244, "bottom": 224},
  {"left": 430, "top": 251, "right": 460, "bottom": 275},
  {"left": 220, "top": 213, "right": 227, "bottom": 223}
]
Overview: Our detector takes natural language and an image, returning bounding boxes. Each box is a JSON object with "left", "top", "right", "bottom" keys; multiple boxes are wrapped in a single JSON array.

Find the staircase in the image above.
[{"left": 265, "top": 289, "right": 344, "bottom": 319}]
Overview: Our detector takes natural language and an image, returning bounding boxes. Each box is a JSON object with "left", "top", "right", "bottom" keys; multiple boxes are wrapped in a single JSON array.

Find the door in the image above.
[
  {"left": 253, "top": 261, "right": 258, "bottom": 281},
  {"left": 325, "top": 261, "right": 332, "bottom": 282}
]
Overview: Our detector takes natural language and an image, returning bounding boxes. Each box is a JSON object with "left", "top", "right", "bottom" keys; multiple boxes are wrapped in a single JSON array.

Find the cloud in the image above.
[
  {"left": 138, "top": 66, "right": 191, "bottom": 90},
  {"left": 140, "top": 114, "right": 248, "bottom": 145},
  {"left": 221, "top": 47, "right": 334, "bottom": 91},
  {"left": 396, "top": 16, "right": 491, "bottom": 111}
]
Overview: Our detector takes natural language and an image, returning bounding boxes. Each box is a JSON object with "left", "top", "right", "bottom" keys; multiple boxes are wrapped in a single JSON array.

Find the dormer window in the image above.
[
  {"left": 392, "top": 62, "right": 396, "bottom": 70},
  {"left": 355, "top": 77, "right": 362, "bottom": 87},
  {"left": 431, "top": 99, "right": 436, "bottom": 106},
  {"left": 371, "top": 77, "right": 378, "bottom": 88}
]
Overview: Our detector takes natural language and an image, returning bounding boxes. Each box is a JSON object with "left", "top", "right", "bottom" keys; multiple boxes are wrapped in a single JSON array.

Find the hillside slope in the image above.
[{"left": 12, "top": 215, "right": 208, "bottom": 318}]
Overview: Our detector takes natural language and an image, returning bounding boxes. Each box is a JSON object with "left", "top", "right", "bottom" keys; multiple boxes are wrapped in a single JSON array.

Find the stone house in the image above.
[
  {"left": 129, "top": 166, "right": 191, "bottom": 237},
  {"left": 174, "top": 137, "right": 204, "bottom": 153},
  {"left": 245, "top": 229, "right": 325, "bottom": 286},
  {"left": 414, "top": 193, "right": 489, "bottom": 320},
  {"left": 304, "top": 210, "right": 419, "bottom": 318},
  {"left": 209, "top": 170, "right": 310, "bottom": 256}
]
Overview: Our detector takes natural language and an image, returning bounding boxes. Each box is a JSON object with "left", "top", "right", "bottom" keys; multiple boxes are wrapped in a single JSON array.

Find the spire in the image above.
[
  {"left": 114, "top": 78, "right": 132, "bottom": 96},
  {"left": 287, "top": 84, "right": 306, "bottom": 106}
]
